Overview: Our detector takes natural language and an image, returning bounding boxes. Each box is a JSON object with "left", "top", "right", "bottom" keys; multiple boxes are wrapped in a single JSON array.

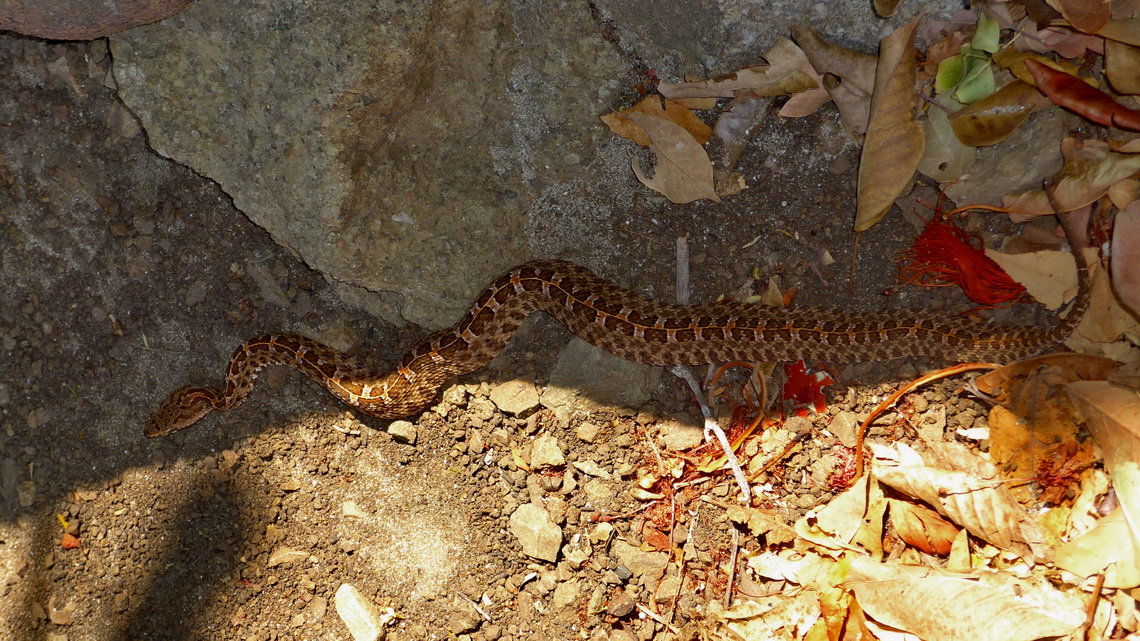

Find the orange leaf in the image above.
[
  {"left": 890, "top": 500, "right": 959, "bottom": 556},
  {"left": 1025, "top": 58, "right": 1140, "bottom": 131},
  {"left": 61, "top": 532, "right": 81, "bottom": 550}
]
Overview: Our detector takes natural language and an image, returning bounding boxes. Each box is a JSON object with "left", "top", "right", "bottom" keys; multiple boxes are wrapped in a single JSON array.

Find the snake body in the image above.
[{"left": 146, "top": 221, "right": 1090, "bottom": 438}]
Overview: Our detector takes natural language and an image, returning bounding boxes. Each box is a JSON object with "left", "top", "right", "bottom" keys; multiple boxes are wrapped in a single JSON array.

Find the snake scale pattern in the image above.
[{"left": 146, "top": 218, "right": 1091, "bottom": 438}]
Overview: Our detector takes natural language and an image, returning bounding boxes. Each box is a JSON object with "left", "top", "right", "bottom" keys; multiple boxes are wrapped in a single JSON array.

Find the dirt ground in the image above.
[{"left": 0, "top": 34, "right": 1045, "bottom": 641}]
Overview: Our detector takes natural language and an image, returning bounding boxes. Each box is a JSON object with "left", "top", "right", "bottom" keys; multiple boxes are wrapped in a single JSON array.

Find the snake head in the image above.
[{"left": 144, "top": 386, "right": 218, "bottom": 438}]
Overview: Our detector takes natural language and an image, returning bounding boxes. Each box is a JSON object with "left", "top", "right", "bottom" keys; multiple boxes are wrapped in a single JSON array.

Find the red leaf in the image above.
[{"left": 1026, "top": 58, "right": 1140, "bottom": 131}]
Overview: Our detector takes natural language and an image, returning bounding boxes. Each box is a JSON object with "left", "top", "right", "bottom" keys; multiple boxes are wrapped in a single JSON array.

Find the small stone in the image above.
[
  {"left": 442, "top": 384, "right": 468, "bottom": 406},
  {"left": 447, "top": 608, "right": 481, "bottom": 634},
  {"left": 582, "top": 479, "right": 618, "bottom": 506},
  {"left": 268, "top": 548, "right": 309, "bottom": 567},
  {"left": 489, "top": 379, "right": 541, "bottom": 417},
  {"left": 335, "top": 584, "right": 383, "bottom": 641},
  {"left": 529, "top": 435, "right": 565, "bottom": 469},
  {"left": 828, "top": 412, "right": 859, "bottom": 448},
  {"left": 611, "top": 540, "right": 668, "bottom": 582},
  {"left": 552, "top": 580, "right": 580, "bottom": 609},
  {"left": 113, "top": 592, "right": 129, "bottom": 613},
  {"left": 48, "top": 593, "right": 76, "bottom": 625},
  {"left": 571, "top": 460, "right": 610, "bottom": 478},
  {"left": 386, "top": 420, "right": 417, "bottom": 444},
  {"left": 655, "top": 575, "right": 682, "bottom": 603},
  {"left": 280, "top": 479, "right": 303, "bottom": 492},
  {"left": 659, "top": 413, "right": 703, "bottom": 450},
  {"left": 576, "top": 421, "right": 601, "bottom": 443},
  {"left": 607, "top": 591, "right": 636, "bottom": 618},
  {"left": 508, "top": 503, "right": 563, "bottom": 562},
  {"left": 342, "top": 500, "right": 368, "bottom": 518}
]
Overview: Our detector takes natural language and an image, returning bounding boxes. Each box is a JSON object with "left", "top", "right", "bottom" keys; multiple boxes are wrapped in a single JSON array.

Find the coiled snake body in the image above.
[{"left": 146, "top": 220, "right": 1091, "bottom": 438}]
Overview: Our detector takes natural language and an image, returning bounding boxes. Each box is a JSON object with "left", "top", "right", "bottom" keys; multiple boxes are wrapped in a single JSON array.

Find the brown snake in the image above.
[{"left": 146, "top": 217, "right": 1091, "bottom": 438}]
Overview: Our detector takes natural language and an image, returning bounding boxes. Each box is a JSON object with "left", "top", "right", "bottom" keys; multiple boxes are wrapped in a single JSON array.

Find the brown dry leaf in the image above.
[
  {"left": 656, "top": 38, "right": 817, "bottom": 99},
  {"left": 1106, "top": 39, "right": 1140, "bottom": 94},
  {"left": 873, "top": 0, "right": 902, "bottom": 18},
  {"left": 870, "top": 442, "right": 1049, "bottom": 560},
  {"left": 708, "top": 589, "right": 822, "bottom": 641},
  {"left": 855, "top": 16, "right": 925, "bottom": 232},
  {"left": 1108, "top": 176, "right": 1140, "bottom": 207},
  {"left": 600, "top": 96, "right": 713, "bottom": 147},
  {"left": 726, "top": 505, "right": 797, "bottom": 546},
  {"left": 1099, "top": 17, "right": 1140, "bottom": 45},
  {"left": 790, "top": 25, "right": 878, "bottom": 139},
  {"left": 889, "top": 499, "right": 959, "bottom": 555},
  {"left": 1062, "top": 380, "right": 1140, "bottom": 587},
  {"left": 748, "top": 550, "right": 834, "bottom": 586},
  {"left": 819, "top": 585, "right": 876, "bottom": 641},
  {"left": 778, "top": 59, "right": 832, "bottom": 119},
  {"left": 1112, "top": 199, "right": 1140, "bottom": 314},
  {"left": 794, "top": 473, "right": 886, "bottom": 557},
  {"left": 984, "top": 244, "right": 1078, "bottom": 310},
  {"left": 1067, "top": 251, "right": 1140, "bottom": 357},
  {"left": 626, "top": 112, "right": 720, "bottom": 204},
  {"left": 975, "top": 352, "right": 1121, "bottom": 397},
  {"left": 988, "top": 403, "right": 1096, "bottom": 503},
  {"left": 844, "top": 557, "right": 1084, "bottom": 641},
  {"left": 1002, "top": 137, "right": 1140, "bottom": 216},
  {"left": 1053, "top": 0, "right": 1113, "bottom": 32},
  {"left": 948, "top": 79, "right": 1051, "bottom": 147}
]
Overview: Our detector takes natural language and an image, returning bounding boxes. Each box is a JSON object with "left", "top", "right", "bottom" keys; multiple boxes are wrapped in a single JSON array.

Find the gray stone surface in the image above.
[
  {"left": 540, "top": 338, "right": 660, "bottom": 414},
  {"left": 110, "top": 0, "right": 626, "bottom": 328},
  {"left": 108, "top": 0, "right": 951, "bottom": 330}
]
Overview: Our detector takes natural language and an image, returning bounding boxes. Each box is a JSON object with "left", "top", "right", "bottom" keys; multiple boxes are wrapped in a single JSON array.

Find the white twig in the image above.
[{"left": 669, "top": 366, "right": 751, "bottom": 504}]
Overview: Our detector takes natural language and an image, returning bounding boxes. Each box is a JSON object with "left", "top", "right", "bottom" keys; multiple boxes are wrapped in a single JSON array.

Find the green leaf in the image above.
[
  {"left": 935, "top": 55, "right": 964, "bottom": 94},
  {"left": 971, "top": 11, "right": 1001, "bottom": 53},
  {"left": 955, "top": 56, "right": 995, "bottom": 104}
]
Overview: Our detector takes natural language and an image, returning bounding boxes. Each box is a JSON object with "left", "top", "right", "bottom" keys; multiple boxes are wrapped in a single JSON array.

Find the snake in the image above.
[{"left": 145, "top": 217, "right": 1091, "bottom": 438}]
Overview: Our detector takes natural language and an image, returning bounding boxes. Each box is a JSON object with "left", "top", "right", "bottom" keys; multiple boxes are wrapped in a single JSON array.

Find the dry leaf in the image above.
[
  {"left": 1064, "top": 380, "right": 1140, "bottom": 588},
  {"left": 871, "top": 442, "right": 1049, "bottom": 560},
  {"left": 657, "top": 38, "right": 817, "bottom": 99},
  {"left": 918, "top": 103, "right": 975, "bottom": 181},
  {"left": 626, "top": 112, "right": 720, "bottom": 204},
  {"left": 1112, "top": 199, "right": 1140, "bottom": 314},
  {"left": 1002, "top": 137, "right": 1140, "bottom": 216},
  {"left": 984, "top": 245, "right": 1077, "bottom": 310},
  {"left": 844, "top": 557, "right": 1083, "bottom": 641},
  {"left": 855, "top": 16, "right": 925, "bottom": 232},
  {"left": 1053, "top": 0, "right": 1113, "bottom": 32},
  {"left": 947, "top": 79, "right": 1050, "bottom": 147},
  {"left": 1106, "top": 39, "right": 1140, "bottom": 94},
  {"left": 975, "top": 352, "right": 1121, "bottom": 396},
  {"left": 708, "top": 589, "right": 822, "bottom": 641},
  {"left": 791, "top": 25, "right": 878, "bottom": 139},
  {"left": 889, "top": 499, "right": 959, "bottom": 555},
  {"left": 819, "top": 585, "right": 876, "bottom": 641},
  {"left": 794, "top": 473, "right": 886, "bottom": 556},
  {"left": 600, "top": 95, "right": 713, "bottom": 147}
]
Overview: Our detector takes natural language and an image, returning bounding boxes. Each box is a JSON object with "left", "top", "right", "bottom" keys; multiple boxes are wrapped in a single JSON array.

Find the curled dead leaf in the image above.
[{"left": 889, "top": 499, "right": 959, "bottom": 555}]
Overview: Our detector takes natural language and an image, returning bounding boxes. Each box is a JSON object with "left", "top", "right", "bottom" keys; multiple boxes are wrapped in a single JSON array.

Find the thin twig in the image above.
[{"left": 671, "top": 366, "right": 751, "bottom": 503}]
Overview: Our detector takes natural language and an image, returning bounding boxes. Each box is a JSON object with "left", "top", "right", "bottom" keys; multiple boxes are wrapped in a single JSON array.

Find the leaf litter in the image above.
[{"left": 592, "top": 4, "right": 1140, "bottom": 640}]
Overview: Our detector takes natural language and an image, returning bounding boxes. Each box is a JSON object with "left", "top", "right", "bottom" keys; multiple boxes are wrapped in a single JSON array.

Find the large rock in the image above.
[{"left": 109, "top": 0, "right": 626, "bottom": 328}]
